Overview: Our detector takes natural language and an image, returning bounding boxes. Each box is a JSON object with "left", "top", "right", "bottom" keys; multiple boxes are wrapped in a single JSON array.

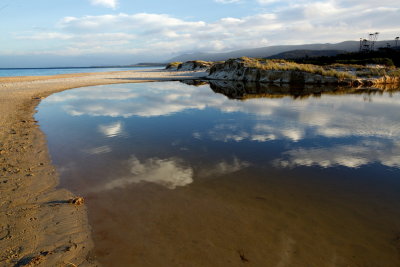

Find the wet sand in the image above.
[
  {"left": 85, "top": 171, "right": 400, "bottom": 266},
  {"left": 0, "top": 69, "right": 205, "bottom": 266}
]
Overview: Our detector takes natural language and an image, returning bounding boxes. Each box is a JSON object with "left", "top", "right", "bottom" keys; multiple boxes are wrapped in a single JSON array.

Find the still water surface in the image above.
[{"left": 36, "top": 81, "right": 400, "bottom": 266}]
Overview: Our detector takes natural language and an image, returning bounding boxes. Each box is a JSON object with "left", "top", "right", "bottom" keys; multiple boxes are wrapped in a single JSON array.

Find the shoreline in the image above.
[{"left": 0, "top": 69, "right": 204, "bottom": 266}]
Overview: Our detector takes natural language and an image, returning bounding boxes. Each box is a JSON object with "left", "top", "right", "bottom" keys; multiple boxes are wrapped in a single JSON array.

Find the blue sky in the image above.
[{"left": 0, "top": 0, "right": 399, "bottom": 67}]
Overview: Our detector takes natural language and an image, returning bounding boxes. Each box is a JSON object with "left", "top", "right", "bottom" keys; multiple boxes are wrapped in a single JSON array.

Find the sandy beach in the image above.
[{"left": 0, "top": 69, "right": 204, "bottom": 266}]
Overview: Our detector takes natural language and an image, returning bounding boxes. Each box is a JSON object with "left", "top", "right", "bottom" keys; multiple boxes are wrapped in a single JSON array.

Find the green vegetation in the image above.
[
  {"left": 336, "top": 58, "right": 394, "bottom": 67},
  {"left": 166, "top": 62, "right": 182, "bottom": 69},
  {"left": 239, "top": 57, "right": 357, "bottom": 79},
  {"left": 188, "top": 60, "right": 213, "bottom": 65},
  {"left": 166, "top": 60, "right": 214, "bottom": 70},
  {"left": 267, "top": 49, "right": 346, "bottom": 60},
  {"left": 356, "top": 68, "right": 400, "bottom": 78}
]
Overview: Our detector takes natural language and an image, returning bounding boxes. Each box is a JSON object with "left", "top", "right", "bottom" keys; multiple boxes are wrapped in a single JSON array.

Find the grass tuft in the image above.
[
  {"left": 166, "top": 62, "right": 182, "bottom": 69},
  {"left": 238, "top": 57, "right": 357, "bottom": 79}
]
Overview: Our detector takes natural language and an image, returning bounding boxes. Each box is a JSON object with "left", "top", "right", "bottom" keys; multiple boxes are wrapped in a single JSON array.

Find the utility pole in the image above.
[
  {"left": 360, "top": 38, "right": 369, "bottom": 53},
  {"left": 374, "top": 32, "right": 379, "bottom": 50},
  {"left": 369, "top": 32, "right": 379, "bottom": 51},
  {"left": 368, "top": 33, "right": 374, "bottom": 51},
  {"left": 395, "top": 37, "right": 399, "bottom": 48}
]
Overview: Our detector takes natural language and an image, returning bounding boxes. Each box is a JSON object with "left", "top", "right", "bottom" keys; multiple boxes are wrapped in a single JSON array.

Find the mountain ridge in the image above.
[
  {"left": 167, "top": 40, "right": 398, "bottom": 62},
  {"left": 266, "top": 49, "right": 347, "bottom": 59}
]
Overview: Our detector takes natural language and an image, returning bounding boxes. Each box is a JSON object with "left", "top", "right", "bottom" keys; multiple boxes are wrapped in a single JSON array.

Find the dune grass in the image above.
[
  {"left": 166, "top": 62, "right": 182, "bottom": 69},
  {"left": 240, "top": 57, "right": 357, "bottom": 79},
  {"left": 356, "top": 68, "right": 400, "bottom": 78}
]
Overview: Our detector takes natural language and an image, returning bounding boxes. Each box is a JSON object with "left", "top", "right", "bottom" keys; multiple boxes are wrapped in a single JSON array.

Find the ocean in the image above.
[{"left": 0, "top": 66, "right": 163, "bottom": 77}]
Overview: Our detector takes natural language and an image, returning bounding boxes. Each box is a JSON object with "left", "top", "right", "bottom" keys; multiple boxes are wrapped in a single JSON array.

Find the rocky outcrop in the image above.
[
  {"left": 165, "top": 62, "right": 182, "bottom": 71},
  {"left": 207, "top": 58, "right": 400, "bottom": 86},
  {"left": 166, "top": 61, "right": 213, "bottom": 71},
  {"left": 208, "top": 58, "right": 342, "bottom": 84}
]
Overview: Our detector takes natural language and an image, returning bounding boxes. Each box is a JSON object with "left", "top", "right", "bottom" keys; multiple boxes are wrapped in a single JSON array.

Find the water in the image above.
[
  {"left": 0, "top": 66, "right": 162, "bottom": 77},
  {"left": 36, "top": 81, "right": 400, "bottom": 266}
]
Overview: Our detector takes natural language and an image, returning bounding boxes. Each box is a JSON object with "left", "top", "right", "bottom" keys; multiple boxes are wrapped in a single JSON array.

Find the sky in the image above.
[{"left": 0, "top": 0, "right": 399, "bottom": 67}]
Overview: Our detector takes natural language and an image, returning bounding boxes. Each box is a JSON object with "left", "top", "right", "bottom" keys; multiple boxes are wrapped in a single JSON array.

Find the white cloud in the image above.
[
  {"left": 89, "top": 0, "right": 118, "bottom": 9},
  {"left": 4, "top": 0, "right": 400, "bottom": 62},
  {"left": 44, "top": 81, "right": 400, "bottom": 171},
  {"left": 58, "top": 82, "right": 400, "bottom": 145},
  {"left": 83, "top": 145, "right": 112, "bottom": 155},
  {"left": 256, "top": 0, "right": 279, "bottom": 5},
  {"left": 52, "top": 80, "right": 400, "bottom": 173},
  {"left": 281, "top": 129, "right": 303, "bottom": 142},
  {"left": 47, "top": 86, "right": 139, "bottom": 101},
  {"left": 198, "top": 157, "right": 251, "bottom": 177},
  {"left": 58, "top": 13, "right": 206, "bottom": 32},
  {"left": 10, "top": 0, "right": 400, "bottom": 59},
  {"left": 98, "top": 121, "right": 123, "bottom": 137},
  {"left": 63, "top": 82, "right": 210, "bottom": 117},
  {"left": 98, "top": 156, "right": 193, "bottom": 190},
  {"left": 15, "top": 32, "right": 73, "bottom": 40},
  {"left": 206, "top": 122, "right": 304, "bottom": 143},
  {"left": 215, "top": 0, "right": 241, "bottom": 3},
  {"left": 274, "top": 140, "right": 400, "bottom": 169}
]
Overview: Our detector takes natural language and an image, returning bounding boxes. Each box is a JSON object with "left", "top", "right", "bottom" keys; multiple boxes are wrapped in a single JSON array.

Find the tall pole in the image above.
[
  {"left": 370, "top": 32, "right": 379, "bottom": 51},
  {"left": 374, "top": 32, "right": 379, "bottom": 50},
  {"left": 369, "top": 33, "right": 374, "bottom": 51}
]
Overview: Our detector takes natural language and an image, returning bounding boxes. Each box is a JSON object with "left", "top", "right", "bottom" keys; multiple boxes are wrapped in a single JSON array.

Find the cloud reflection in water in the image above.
[
  {"left": 52, "top": 82, "right": 400, "bottom": 143},
  {"left": 97, "top": 156, "right": 194, "bottom": 191},
  {"left": 83, "top": 145, "right": 112, "bottom": 155},
  {"left": 199, "top": 157, "right": 251, "bottom": 177},
  {"left": 275, "top": 140, "right": 400, "bottom": 169},
  {"left": 45, "top": 82, "right": 400, "bottom": 170},
  {"left": 98, "top": 121, "right": 123, "bottom": 138}
]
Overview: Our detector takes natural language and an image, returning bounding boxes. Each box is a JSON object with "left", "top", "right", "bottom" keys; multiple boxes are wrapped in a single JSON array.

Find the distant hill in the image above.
[
  {"left": 129, "top": 62, "right": 166, "bottom": 67},
  {"left": 267, "top": 50, "right": 347, "bottom": 59},
  {"left": 167, "top": 40, "right": 398, "bottom": 62},
  {"left": 86, "top": 62, "right": 166, "bottom": 68}
]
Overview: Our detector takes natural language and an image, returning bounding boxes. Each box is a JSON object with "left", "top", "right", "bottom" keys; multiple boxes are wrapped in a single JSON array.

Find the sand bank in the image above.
[{"left": 0, "top": 69, "right": 205, "bottom": 266}]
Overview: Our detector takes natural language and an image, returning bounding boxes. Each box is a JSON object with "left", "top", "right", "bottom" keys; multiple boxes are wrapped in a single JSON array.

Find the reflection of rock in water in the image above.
[
  {"left": 209, "top": 80, "right": 337, "bottom": 99},
  {"left": 180, "top": 80, "right": 209, "bottom": 87},
  {"left": 208, "top": 80, "right": 400, "bottom": 100}
]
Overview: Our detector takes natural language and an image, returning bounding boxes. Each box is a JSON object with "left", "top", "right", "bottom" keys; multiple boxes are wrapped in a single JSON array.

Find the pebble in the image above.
[{"left": 69, "top": 197, "right": 84, "bottom": 206}]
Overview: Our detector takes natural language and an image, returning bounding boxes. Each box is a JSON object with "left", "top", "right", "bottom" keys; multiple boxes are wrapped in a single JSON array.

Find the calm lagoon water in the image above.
[
  {"left": 36, "top": 81, "right": 400, "bottom": 266},
  {"left": 0, "top": 66, "right": 162, "bottom": 77}
]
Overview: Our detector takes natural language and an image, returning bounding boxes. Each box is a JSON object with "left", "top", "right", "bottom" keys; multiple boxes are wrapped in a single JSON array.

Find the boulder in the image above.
[
  {"left": 166, "top": 60, "right": 213, "bottom": 71},
  {"left": 177, "top": 61, "right": 213, "bottom": 71}
]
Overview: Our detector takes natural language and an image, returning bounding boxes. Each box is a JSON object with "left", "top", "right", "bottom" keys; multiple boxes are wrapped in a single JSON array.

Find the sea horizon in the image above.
[{"left": 0, "top": 65, "right": 164, "bottom": 77}]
